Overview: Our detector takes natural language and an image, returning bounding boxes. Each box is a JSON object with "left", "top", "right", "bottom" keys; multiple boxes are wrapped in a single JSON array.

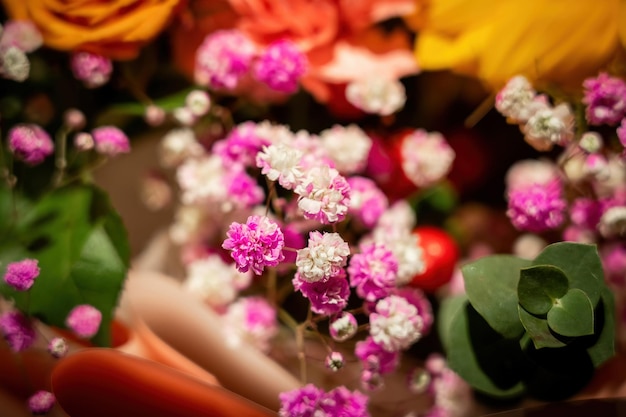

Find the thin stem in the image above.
[
  {"left": 464, "top": 92, "right": 496, "bottom": 128},
  {"left": 296, "top": 322, "right": 307, "bottom": 384},
  {"left": 53, "top": 126, "right": 69, "bottom": 187}
]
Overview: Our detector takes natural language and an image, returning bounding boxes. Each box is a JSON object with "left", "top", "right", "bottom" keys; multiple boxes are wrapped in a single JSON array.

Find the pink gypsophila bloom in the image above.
[
  {"left": 570, "top": 197, "right": 604, "bottom": 230},
  {"left": 583, "top": 72, "right": 626, "bottom": 126},
  {"left": 213, "top": 121, "right": 272, "bottom": 168},
  {"left": 222, "top": 215, "right": 285, "bottom": 275},
  {"left": 601, "top": 242, "right": 626, "bottom": 288},
  {"left": 295, "top": 165, "right": 351, "bottom": 224},
  {"left": 355, "top": 336, "right": 400, "bottom": 375},
  {"left": 254, "top": 40, "right": 307, "bottom": 93},
  {"left": 0, "top": 310, "right": 36, "bottom": 352},
  {"left": 28, "top": 390, "right": 55, "bottom": 415},
  {"left": 0, "top": 20, "right": 43, "bottom": 53},
  {"left": 296, "top": 231, "right": 350, "bottom": 283},
  {"left": 91, "top": 126, "right": 130, "bottom": 156},
  {"left": 329, "top": 312, "right": 358, "bottom": 342},
  {"left": 4, "top": 258, "right": 39, "bottom": 291},
  {"left": 392, "top": 287, "right": 433, "bottom": 336},
  {"left": 65, "top": 304, "right": 102, "bottom": 338},
  {"left": 293, "top": 270, "right": 350, "bottom": 316},
  {"left": 401, "top": 130, "right": 455, "bottom": 188},
  {"left": 8, "top": 123, "right": 53, "bottom": 165},
  {"left": 369, "top": 294, "right": 423, "bottom": 352},
  {"left": 348, "top": 243, "right": 397, "bottom": 302},
  {"left": 319, "top": 386, "right": 370, "bottom": 417},
  {"left": 71, "top": 52, "right": 112, "bottom": 88},
  {"left": 224, "top": 296, "right": 278, "bottom": 353},
  {"left": 279, "top": 384, "right": 323, "bottom": 417},
  {"left": 507, "top": 180, "right": 567, "bottom": 232},
  {"left": 225, "top": 167, "right": 265, "bottom": 209},
  {"left": 347, "top": 176, "right": 388, "bottom": 228},
  {"left": 195, "top": 29, "right": 256, "bottom": 90}
]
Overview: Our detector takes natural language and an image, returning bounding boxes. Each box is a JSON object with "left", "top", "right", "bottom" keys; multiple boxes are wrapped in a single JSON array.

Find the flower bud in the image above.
[{"left": 329, "top": 312, "right": 358, "bottom": 342}]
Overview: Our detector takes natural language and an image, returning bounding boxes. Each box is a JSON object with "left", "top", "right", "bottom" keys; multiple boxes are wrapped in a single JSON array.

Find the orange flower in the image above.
[
  {"left": 405, "top": 0, "right": 624, "bottom": 91},
  {"left": 3, "top": 0, "right": 183, "bottom": 60}
]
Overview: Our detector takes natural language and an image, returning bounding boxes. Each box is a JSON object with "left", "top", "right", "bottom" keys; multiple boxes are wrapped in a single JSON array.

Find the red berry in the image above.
[{"left": 409, "top": 226, "right": 459, "bottom": 292}]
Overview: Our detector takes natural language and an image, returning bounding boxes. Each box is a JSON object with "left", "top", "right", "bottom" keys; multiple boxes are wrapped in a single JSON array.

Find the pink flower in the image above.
[
  {"left": 253, "top": 40, "right": 307, "bottom": 93},
  {"left": 347, "top": 176, "right": 388, "bottom": 228},
  {"left": 618, "top": 118, "right": 626, "bottom": 148},
  {"left": 195, "top": 29, "right": 256, "bottom": 90},
  {"left": 295, "top": 165, "right": 351, "bottom": 224},
  {"left": 583, "top": 72, "right": 626, "bottom": 126},
  {"left": 0, "top": 310, "right": 36, "bottom": 352},
  {"left": 355, "top": 336, "right": 400, "bottom": 375},
  {"left": 213, "top": 121, "right": 273, "bottom": 168},
  {"left": 295, "top": 231, "right": 350, "bottom": 283},
  {"left": 348, "top": 243, "right": 397, "bottom": 302},
  {"left": 507, "top": 180, "right": 567, "bottom": 232},
  {"left": 224, "top": 167, "right": 265, "bottom": 209},
  {"left": 224, "top": 296, "right": 278, "bottom": 353},
  {"left": 70, "top": 52, "right": 113, "bottom": 88},
  {"left": 401, "top": 130, "right": 455, "bottom": 188},
  {"left": 601, "top": 242, "right": 626, "bottom": 288},
  {"left": 392, "top": 287, "right": 433, "bottom": 336},
  {"left": 65, "top": 304, "right": 102, "bottom": 339},
  {"left": 319, "top": 386, "right": 370, "bottom": 417},
  {"left": 570, "top": 197, "right": 604, "bottom": 230},
  {"left": 47, "top": 337, "right": 68, "bottom": 359},
  {"left": 293, "top": 270, "right": 350, "bottom": 316},
  {"left": 329, "top": 312, "right": 358, "bottom": 342},
  {"left": 91, "top": 126, "right": 130, "bottom": 156},
  {"left": 279, "top": 384, "right": 323, "bottom": 417},
  {"left": 0, "top": 20, "right": 43, "bottom": 53},
  {"left": 3, "top": 258, "right": 40, "bottom": 291},
  {"left": 369, "top": 295, "right": 424, "bottom": 352},
  {"left": 28, "top": 390, "right": 55, "bottom": 415},
  {"left": 222, "top": 215, "right": 285, "bottom": 275},
  {"left": 8, "top": 123, "right": 53, "bottom": 165}
]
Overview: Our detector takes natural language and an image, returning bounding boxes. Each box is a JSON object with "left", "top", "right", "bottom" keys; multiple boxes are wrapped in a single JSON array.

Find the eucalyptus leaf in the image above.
[
  {"left": 547, "top": 289, "right": 594, "bottom": 338},
  {"left": 518, "top": 305, "right": 568, "bottom": 349},
  {"left": 446, "top": 301, "right": 526, "bottom": 398},
  {"left": 587, "top": 288, "right": 616, "bottom": 367},
  {"left": 0, "top": 185, "right": 130, "bottom": 346},
  {"left": 533, "top": 243, "right": 603, "bottom": 307},
  {"left": 437, "top": 294, "right": 468, "bottom": 351},
  {"left": 518, "top": 265, "right": 569, "bottom": 316},
  {"left": 462, "top": 255, "right": 532, "bottom": 339}
]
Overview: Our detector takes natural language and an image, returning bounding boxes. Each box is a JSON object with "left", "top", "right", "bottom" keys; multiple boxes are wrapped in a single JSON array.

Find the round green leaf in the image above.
[
  {"left": 518, "top": 265, "right": 569, "bottom": 315},
  {"left": 518, "top": 306, "right": 568, "bottom": 349},
  {"left": 547, "top": 289, "right": 594, "bottom": 338}
]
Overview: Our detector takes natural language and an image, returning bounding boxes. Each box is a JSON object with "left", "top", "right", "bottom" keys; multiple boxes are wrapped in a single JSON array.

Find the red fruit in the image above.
[{"left": 409, "top": 226, "right": 459, "bottom": 292}]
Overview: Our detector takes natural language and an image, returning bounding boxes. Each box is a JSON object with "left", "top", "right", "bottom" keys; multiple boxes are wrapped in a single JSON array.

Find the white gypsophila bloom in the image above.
[
  {"left": 256, "top": 142, "right": 304, "bottom": 189},
  {"left": 579, "top": 131, "right": 603, "bottom": 154},
  {"left": 185, "top": 90, "right": 211, "bottom": 116},
  {"left": 292, "top": 130, "right": 331, "bottom": 170},
  {"left": 295, "top": 165, "right": 351, "bottom": 224},
  {"left": 320, "top": 124, "right": 372, "bottom": 174},
  {"left": 159, "top": 128, "right": 204, "bottom": 167},
  {"left": 295, "top": 231, "right": 350, "bottom": 283},
  {"left": 173, "top": 107, "right": 196, "bottom": 126},
  {"left": 599, "top": 206, "right": 626, "bottom": 238},
  {"left": 169, "top": 205, "right": 205, "bottom": 244},
  {"left": 370, "top": 295, "right": 423, "bottom": 352},
  {"left": 385, "top": 232, "right": 425, "bottom": 286},
  {"left": 401, "top": 130, "right": 455, "bottom": 188},
  {"left": 329, "top": 313, "right": 358, "bottom": 342},
  {"left": 505, "top": 159, "right": 560, "bottom": 190},
  {"left": 1, "top": 46, "right": 29, "bottom": 82},
  {"left": 254, "top": 120, "right": 293, "bottom": 145},
  {"left": 494, "top": 75, "right": 536, "bottom": 122},
  {"left": 522, "top": 103, "right": 574, "bottom": 151},
  {"left": 512, "top": 234, "right": 547, "bottom": 260},
  {"left": 345, "top": 77, "right": 406, "bottom": 116},
  {"left": 176, "top": 155, "right": 228, "bottom": 205},
  {"left": 183, "top": 255, "right": 252, "bottom": 309},
  {"left": 592, "top": 155, "right": 626, "bottom": 199}
]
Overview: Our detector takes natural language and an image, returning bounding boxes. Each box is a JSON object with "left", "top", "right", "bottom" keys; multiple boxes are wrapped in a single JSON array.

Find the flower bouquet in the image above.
[{"left": 1, "top": 1, "right": 626, "bottom": 417}]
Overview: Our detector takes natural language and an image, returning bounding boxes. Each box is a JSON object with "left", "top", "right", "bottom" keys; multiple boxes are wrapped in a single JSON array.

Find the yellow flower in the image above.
[
  {"left": 2, "top": 0, "right": 182, "bottom": 60},
  {"left": 406, "top": 0, "right": 624, "bottom": 90}
]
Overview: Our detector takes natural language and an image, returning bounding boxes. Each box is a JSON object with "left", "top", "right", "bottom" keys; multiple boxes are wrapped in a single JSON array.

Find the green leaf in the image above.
[
  {"left": 462, "top": 255, "right": 532, "bottom": 339},
  {"left": 437, "top": 294, "right": 468, "bottom": 351},
  {"left": 518, "top": 305, "right": 568, "bottom": 349},
  {"left": 518, "top": 265, "right": 569, "bottom": 316},
  {"left": 533, "top": 242, "right": 603, "bottom": 307},
  {"left": 547, "top": 289, "right": 594, "bottom": 338},
  {"left": 0, "top": 185, "right": 130, "bottom": 346},
  {"left": 587, "top": 287, "right": 616, "bottom": 367},
  {"left": 446, "top": 301, "right": 526, "bottom": 399}
]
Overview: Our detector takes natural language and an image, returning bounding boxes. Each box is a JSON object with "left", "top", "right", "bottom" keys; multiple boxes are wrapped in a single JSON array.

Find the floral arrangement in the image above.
[{"left": 1, "top": 1, "right": 626, "bottom": 417}]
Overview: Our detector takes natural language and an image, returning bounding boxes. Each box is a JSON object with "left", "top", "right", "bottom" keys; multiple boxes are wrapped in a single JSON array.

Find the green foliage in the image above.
[
  {"left": 439, "top": 242, "right": 615, "bottom": 401},
  {"left": 0, "top": 185, "right": 130, "bottom": 347}
]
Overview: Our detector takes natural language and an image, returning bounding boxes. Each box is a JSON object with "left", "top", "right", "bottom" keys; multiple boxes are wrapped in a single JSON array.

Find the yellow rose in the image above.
[
  {"left": 406, "top": 0, "right": 624, "bottom": 90},
  {"left": 3, "top": 0, "right": 182, "bottom": 60}
]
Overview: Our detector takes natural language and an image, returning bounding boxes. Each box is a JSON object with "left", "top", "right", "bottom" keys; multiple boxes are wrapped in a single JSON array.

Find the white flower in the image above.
[
  {"left": 1, "top": 46, "right": 29, "bottom": 82},
  {"left": 522, "top": 103, "right": 574, "bottom": 151},
  {"left": 295, "top": 165, "right": 351, "bottom": 224},
  {"left": 256, "top": 142, "right": 303, "bottom": 189},
  {"left": 401, "top": 130, "right": 455, "bottom": 188},
  {"left": 223, "top": 297, "right": 278, "bottom": 353},
  {"left": 176, "top": 155, "right": 227, "bottom": 205},
  {"left": 599, "top": 206, "right": 626, "bottom": 238},
  {"left": 320, "top": 124, "right": 372, "bottom": 174},
  {"left": 159, "top": 128, "right": 204, "bottom": 167},
  {"left": 386, "top": 232, "right": 425, "bottom": 286},
  {"left": 296, "top": 231, "right": 350, "bottom": 282},
  {"left": 345, "top": 77, "right": 406, "bottom": 116},
  {"left": 495, "top": 75, "right": 536, "bottom": 122},
  {"left": 505, "top": 159, "right": 560, "bottom": 190},
  {"left": 184, "top": 255, "right": 252, "bottom": 308},
  {"left": 185, "top": 90, "right": 211, "bottom": 116},
  {"left": 370, "top": 295, "right": 423, "bottom": 352}
]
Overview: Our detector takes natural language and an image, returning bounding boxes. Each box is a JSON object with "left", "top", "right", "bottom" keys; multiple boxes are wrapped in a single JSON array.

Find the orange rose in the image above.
[{"left": 2, "top": 0, "right": 183, "bottom": 60}]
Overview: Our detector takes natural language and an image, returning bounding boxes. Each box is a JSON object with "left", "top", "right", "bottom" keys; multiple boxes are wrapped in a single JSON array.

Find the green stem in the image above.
[{"left": 53, "top": 127, "right": 69, "bottom": 187}]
